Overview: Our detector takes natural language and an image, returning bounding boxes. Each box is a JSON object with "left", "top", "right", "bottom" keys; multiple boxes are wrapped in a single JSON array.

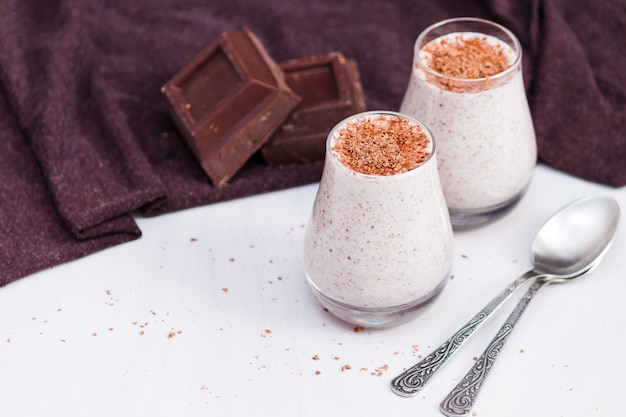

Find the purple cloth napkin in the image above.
[{"left": 1, "top": 0, "right": 624, "bottom": 285}]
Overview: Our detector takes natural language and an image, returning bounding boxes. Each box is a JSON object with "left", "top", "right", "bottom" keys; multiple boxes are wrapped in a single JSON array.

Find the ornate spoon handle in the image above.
[
  {"left": 390, "top": 271, "right": 537, "bottom": 397},
  {"left": 439, "top": 279, "right": 547, "bottom": 417}
]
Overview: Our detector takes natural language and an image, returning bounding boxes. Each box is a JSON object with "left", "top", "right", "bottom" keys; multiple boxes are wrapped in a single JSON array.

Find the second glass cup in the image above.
[
  {"left": 303, "top": 111, "right": 453, "bottom": 328},
  {"left": 400, "top": 17, "right": 537, "bottom": 229}
]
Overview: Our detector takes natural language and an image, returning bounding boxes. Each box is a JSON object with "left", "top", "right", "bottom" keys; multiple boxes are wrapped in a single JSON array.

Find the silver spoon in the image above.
[
  {"left": 440, "top": 196, "right": 619, "bottom": 416},
  {"left": 390, "top": 196, "right": 620, "bottom": 398}
]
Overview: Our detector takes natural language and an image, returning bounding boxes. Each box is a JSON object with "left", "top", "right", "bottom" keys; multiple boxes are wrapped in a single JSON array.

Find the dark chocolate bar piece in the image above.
[
  {"left": 260, "top": 52, "right": 366, "bottom": 166},
  {"left": 162, "top": 27, "right": 301, "bottom": 187}
]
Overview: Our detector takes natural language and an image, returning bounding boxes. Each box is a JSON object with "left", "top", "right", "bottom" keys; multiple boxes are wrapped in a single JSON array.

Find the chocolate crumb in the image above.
[{"left": 370, "top": 364, "right": 389, "bottom": 377}]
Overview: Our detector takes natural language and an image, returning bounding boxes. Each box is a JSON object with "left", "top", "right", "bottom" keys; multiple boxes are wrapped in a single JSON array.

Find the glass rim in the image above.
[
  {"left": 326, "top": 110, "right": 436, "bottom": 179},
  {"left": 415, "top": 17, "right": 522, "bottom": 85}
]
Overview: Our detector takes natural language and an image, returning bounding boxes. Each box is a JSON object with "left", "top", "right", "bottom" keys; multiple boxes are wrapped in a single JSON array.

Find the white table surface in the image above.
[{"left": 1, "top": 163, "right": 624, "bottom": 417}]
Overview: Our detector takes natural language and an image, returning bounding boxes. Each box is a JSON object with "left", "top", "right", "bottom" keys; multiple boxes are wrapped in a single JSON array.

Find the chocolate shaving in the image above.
[{"left": 332, "top": 115, "right": 430, "bottom": 176}]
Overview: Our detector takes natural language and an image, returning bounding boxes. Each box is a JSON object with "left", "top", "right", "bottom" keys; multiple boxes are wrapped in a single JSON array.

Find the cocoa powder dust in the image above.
[
  {"left": 420, "top": 33, "right": 513, "bottom": 93},
  {"left": 424, "top": 34, "right": 510, "bottom": 79},
  {"left": 332, "top": 115, "right": 431, "bottom": 176}
]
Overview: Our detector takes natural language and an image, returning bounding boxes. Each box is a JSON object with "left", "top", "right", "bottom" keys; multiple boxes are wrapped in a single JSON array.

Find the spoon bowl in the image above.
[
  {"left": 391, "top": 196, "right": 620, "bottom": 397},
  {"left": 532, "top": 196, "right": 620, "bottom": 277}
]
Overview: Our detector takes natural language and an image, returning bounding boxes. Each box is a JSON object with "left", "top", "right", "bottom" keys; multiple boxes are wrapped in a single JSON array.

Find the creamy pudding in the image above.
[
  {"left": 303, "top": 112, "right": 453, "bottom": 327},
  {"left": 400, "top": 19, "right": 537, "bottom": 227}
]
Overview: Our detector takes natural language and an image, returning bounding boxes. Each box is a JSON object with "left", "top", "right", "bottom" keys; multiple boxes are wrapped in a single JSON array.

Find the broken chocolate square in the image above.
[
  {"left": 162, "top": 27, "right": 300, "bottom": 186},
  {"left": 260, "top": 52, "right": 366, "bottom": 165}
]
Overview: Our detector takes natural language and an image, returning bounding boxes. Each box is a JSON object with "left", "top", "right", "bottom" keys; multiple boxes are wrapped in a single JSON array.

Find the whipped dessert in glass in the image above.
[
  {"left": 303, "top": 111, "right": 453, "bottom": 328},
  {"left": 400, "top": 17, "right": 537, "bottom": 228}
]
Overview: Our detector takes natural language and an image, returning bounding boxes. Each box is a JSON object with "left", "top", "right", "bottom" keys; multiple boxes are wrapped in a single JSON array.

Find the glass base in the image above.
[
  {"left": 448, "top": 186, "right": 528, "bottom": 230},
  {"left": 307, "top": 278, "right": 447, "bottom": 328}
]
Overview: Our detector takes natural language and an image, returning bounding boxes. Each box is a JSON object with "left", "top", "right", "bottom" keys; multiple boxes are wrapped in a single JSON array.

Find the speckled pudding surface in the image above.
[
  {"left": 400, "top": 30, "right": 537, "bottom": 213},
  {"left": 303, "top": 112, "right": 453, "bottom": 312}
]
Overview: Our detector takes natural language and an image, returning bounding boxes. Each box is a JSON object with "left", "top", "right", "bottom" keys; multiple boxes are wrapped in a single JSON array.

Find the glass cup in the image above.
[
  {"left": 303, "top": 111, "right": 453, "bottom": 328},
  {"left": 400, "top": 17, "right": 537, "bottom": 229}
]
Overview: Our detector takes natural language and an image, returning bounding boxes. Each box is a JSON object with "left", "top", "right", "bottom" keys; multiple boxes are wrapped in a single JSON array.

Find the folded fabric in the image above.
[{"left": 0, "top": 0, "right": 624, "bottom": 285}]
